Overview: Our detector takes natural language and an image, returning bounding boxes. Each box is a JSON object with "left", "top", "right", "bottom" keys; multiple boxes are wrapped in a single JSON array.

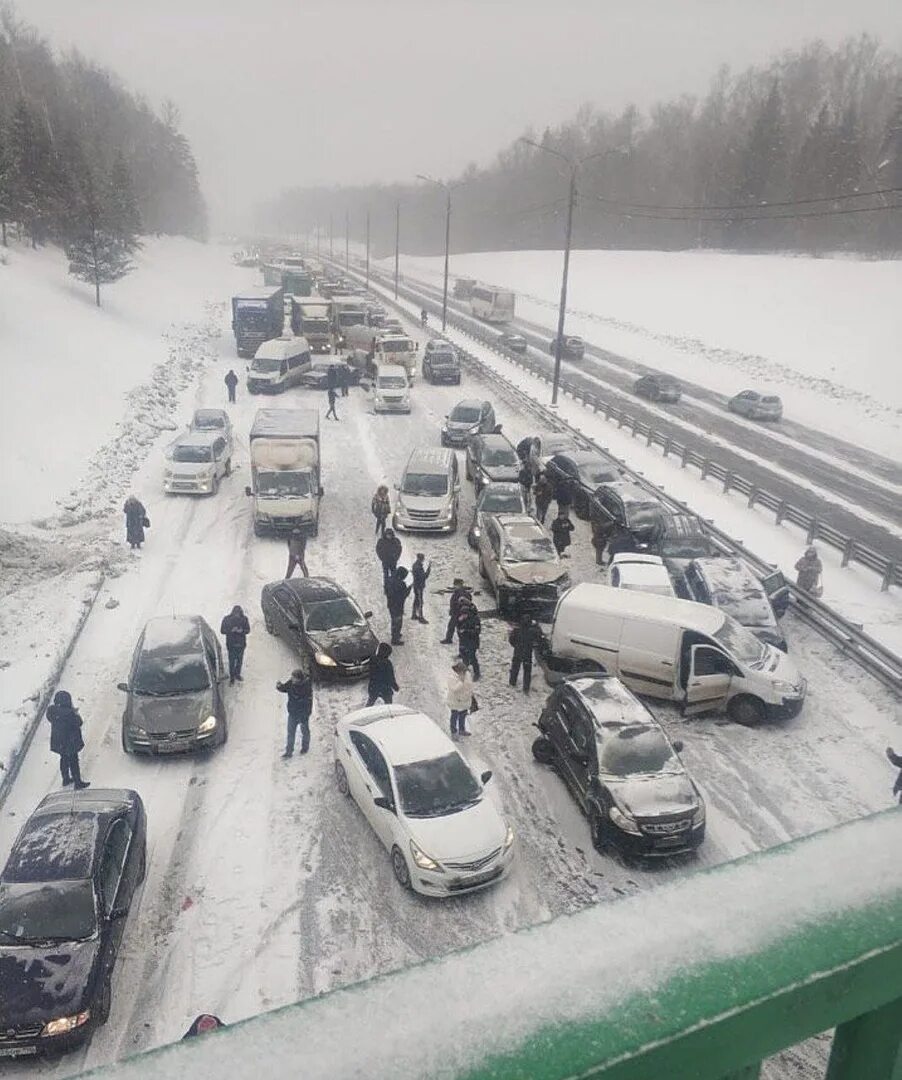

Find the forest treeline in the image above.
[
  {"left": 261, "top": 36, "right": 902, "bottom": 258},
  {"left": 0, "top": 5, "right": 206, "bottom": 252}
]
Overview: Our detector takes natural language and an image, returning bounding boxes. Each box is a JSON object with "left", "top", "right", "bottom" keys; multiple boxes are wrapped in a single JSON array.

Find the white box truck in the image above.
[{"left": 245, "top": 409, "right": 322, "bottom": 537}]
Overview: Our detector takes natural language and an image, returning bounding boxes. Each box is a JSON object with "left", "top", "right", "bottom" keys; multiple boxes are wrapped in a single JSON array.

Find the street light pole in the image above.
[
  {"left": 329, "top": 213, "right": 333, "bottom": 259},
  {"left": 345, "top": 209, "right": 349, "bottom": 271},
  {"left": 316, "top": 223, "right": 320, "bottom": 257},
  {"left": 365, "top": 208, "right": 370, "bottom": 290},
  {"left": 416, "top": 174, "right": 455, "bottom": 331},
  {"left": 394, "top": 199, "right": 400, "bottom": 300}
]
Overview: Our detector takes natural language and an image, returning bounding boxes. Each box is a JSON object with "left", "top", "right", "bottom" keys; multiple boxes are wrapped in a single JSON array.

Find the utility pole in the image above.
[
  {"left": 329, "top": 214, "right": 334, "bottom": 258},
  {"left": 365, "top": 208, "right": 370, "bottom": 290},
  {"left": 394, "top": 200, "right": 400, "bottom": 299},
  {"left": 345, "top": 209, "right": 349, "bottom": 270},
  {"left": 416, "top": 174, "right": 456, "bottom": 332},
  {"left": 316, "top": 223, "right": 320, "bottom": 257}
]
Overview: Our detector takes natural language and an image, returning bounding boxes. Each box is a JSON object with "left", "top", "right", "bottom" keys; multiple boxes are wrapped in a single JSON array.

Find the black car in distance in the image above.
[
  {"left": 261, "top": 577, "right": 378, "bottom": 679},
  {"left": 633, "top": 373, "right": 682, "bottom": 403},
  {"left": 0, "top": 789, "right": 147, "bottom": 1058},
  {"left": 497, "top": 331, "right": 527, "bottom": 354},
  {"left": 544, "top": 451, "right": 622, "bottom": 519}
]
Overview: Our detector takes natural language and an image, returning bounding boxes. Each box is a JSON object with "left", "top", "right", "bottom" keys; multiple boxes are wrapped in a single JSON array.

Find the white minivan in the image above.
[
  {"left": 373, "top": 364, "right": 411, "bottom": 413},
  {"left": 246, "top": 336, "right": 312, "bottom": 394},
  {"left": 547, "top": 583, "right": 806, "bottom": 726}
]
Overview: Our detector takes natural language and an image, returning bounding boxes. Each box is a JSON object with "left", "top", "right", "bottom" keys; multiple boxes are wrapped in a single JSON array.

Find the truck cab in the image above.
[
  {"left": 375, "top": 333, "right": 418, "bottom": 380},
  {"left": 245, "top": 409, "right": 322, "bottom": 537}
]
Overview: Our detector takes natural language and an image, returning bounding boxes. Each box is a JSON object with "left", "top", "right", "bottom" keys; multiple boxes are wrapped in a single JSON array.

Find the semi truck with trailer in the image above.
[{"left": 231, "top": 287, "right": 285, "bottom": 358}]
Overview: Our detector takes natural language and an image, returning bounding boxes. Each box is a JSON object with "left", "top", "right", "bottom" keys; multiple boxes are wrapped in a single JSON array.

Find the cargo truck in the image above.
[
  {"left": 331, "top": 295, "right": 368, "bottom": 349},
  {"left": 245, "top": 409, "right": 322, "bottom": 537},
  {"left": 282, "top": 268, "right": 314, "bottom": 296},
  {"left": 232, "top": 287, "right": 285, "bottom": 358},
  {"left": 375, "top": 332, "right": 418, "bottom": 381},
  {"left": 291, "top": 298, "right": 333, "bottom": 353}
]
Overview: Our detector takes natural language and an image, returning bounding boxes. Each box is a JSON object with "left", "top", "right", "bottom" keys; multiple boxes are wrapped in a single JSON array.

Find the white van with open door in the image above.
[
  {"left": 547, "top": 583, "right": 806, "bottom": 726},
  {"left": 247, "top": 336, "right": 312, "bottom": 394}
]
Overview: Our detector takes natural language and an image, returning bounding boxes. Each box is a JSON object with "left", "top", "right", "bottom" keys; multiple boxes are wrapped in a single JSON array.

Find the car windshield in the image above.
[
  {"left": 579, "top": 463, "right": 617, "bottom": 485},
  {"left": 431, "top": 351, "right": 456, "bottom": 364},
  {"left": 450, "top": 406, "right": 480, "bottom": 423},
  {"left": 0, "top": 880, "right": 97, "bottom": 943},
  {"left": 482, "top": 446, "right": 518, "bottom": 467},
  {"left": 171, "top": 444, "right": 212, "bottom": 463},
  {"left": 503, "top": 527, "right": 556, "bottom": 562},
  {"left": 255, "top": 470, "right": 312, "bottom": 497},
  {"left": 132, "top": 648, "right": 210, "bottom": 695},
  {"left": 394, "top": 753, "right": 482, "bottom": 818},
  {"left": 305, "top": 597, "right": 363, "bottom": 632},
  {"left": 381, "top": 339, "right": 411, "bottom": 351},
  {"left": 377, "top": 376, "right": 408, "bottom": 389},
  {"left": 482, "top": 491, "right": 523, "bottom": 513},
  {"left": 192, "top": 414, "right": 223, "bottom": 430},
  {"left": 713, "top": 617, "right": 767, "bottom": 666},
  {"left": 600, "top": 727, "right": 679, "bottom": 777},
  {"left": 657, "top": 533, "right": 717, "bottom": 558},
  {"left": 302, "top": 318, "right": 330, "bottom": 332},
  {"left": 761, "top": 396, "right": 781, "bottom": 405},
  {"left": 338, "top": 312, "right": 365, "bottom": 327},
  {"left": 402, "top": 473, "right": 448, "bottom": 496}
]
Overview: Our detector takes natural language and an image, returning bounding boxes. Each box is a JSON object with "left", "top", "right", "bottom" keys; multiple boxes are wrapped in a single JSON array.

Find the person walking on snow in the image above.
[
  {"left": 886, "top": 748, "right": 902, "bottom": 803},
  {"left": 411, "top": 553, "right": 431, "bottom": 623},
  {"left": 533, "top": 472, "right": 553, "bottom": 524},
  {"left": 371, "top": 485, "right": 391, "bottom": 537},
  {"left": 440, "top": 578, "right": 472, "bottom": 645},
  {"left": 123, "top": 495, "right": 148, "bottom": 550},
  {"left": 385, "top": 567, "right": 412, "bottom": 645},
  {"left": 286, "top": 528, "right": 309, "bottom": 578},
  {"left": 551, "top": 511, "right": 575, "bottom": 557},
  {"left": 447, "top": 659, "right": 475, "bottom": 739},
  {"left": 456, "top": 597, "right": 481, "bottom": 680},
  {"left": 276, "top": 668, "right": 313, "bottom": 758},
  {"left": 47, "top": 690, "right": 89, "bottom": 789},
  {"left": 795, "top": 546, "right": 823, "bottom": 595},
  {"left": 326, "top": 385, "right": 339, "bottom": 420},
  {"left": 367, "top": 643, "right": 399, "bottom": 706},
  {"left": 338, "top": 365, "right": 349, "bottom": 397},
  {"left": 509, "top": 615, "right": 541, "bottom": 693},
  {"left": 224, "top": 369, "right": 238, "bottom": 404},
  {"left": 376, "top": 528, "right": 402, "bottom": 590},
  {"left": 220, "top": 605, "right": 250, "bottom": 684}
]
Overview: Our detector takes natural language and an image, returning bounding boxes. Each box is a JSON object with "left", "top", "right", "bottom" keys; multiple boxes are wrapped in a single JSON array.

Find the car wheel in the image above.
[
  {"left": 391, "top": 845, "right": 412, "bottom": 890},
  {"left": 335, "top": 761, "right": 350, "bottom": 797},
  {"left": 264, "top": 615, "right": 275, "bottom": 634},
  {"left": 589, "top": 808, "right": 606, "bottom": 852},
  {"left": 727, "top": 695, "right": 766, "bottom": 727},
  {"left": 224, "top": 458, "right": 232, "bottom": 477},
  {"left": 531, "top": 736, "right": 555, "bottom": 765},
  {"left": 121, "top": 727, "right": 131, "bottom": 754}
]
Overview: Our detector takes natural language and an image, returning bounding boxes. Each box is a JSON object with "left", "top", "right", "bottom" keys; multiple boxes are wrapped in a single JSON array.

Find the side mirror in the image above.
[
  {"left": 480, "top": 770, "right": 493, "bottom": 785},
  {"left": 245, "top": 486, "right": 252, "bottom": 497},
  {"left": 373, "top": 796, "right": 395, "bottom": 813},
  {"left": 672, "top": 739, "right": 684, "bottom": 753},
  {"left": 116, "top": 682, "right": 129, "bottom": 693},
  {"left": 109, "top": 905, "right": 128, "bottom": 921},
  {"left": 363, "top": 610, "right": 373, "bottom": 619}
]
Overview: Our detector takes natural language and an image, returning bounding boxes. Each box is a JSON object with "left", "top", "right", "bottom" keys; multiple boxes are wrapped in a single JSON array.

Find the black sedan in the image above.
[
  {"left": 298, "top": 359, "right": 361, "bottom": 390},
  {"left": 544, "top": 451, "right": 622, "bottom": 519},
  {"left": 497, "top": 331, "right": 527, "bottom": 354},
  {"left": 0, "top": 789, "right": 147, "bottom": 1058},
  {"left": 261, "top": 577, "right": 378, "bottom": 678},
  {"left": 633, "top": 373, "right": 682, "bottom": 403}
]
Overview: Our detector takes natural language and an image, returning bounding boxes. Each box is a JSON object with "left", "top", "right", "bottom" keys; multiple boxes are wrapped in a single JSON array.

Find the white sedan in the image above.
[
  {"left": 334, "top": 705, "right": 515, "bottom": 896},
  {"left": 605, "top": 553, "right": 676, "bottom": 597}
]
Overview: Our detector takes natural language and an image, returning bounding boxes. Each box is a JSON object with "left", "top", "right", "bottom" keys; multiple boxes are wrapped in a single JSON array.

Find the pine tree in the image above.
[
  {"left": 65, "top": 158, "right": 136, "bottom": 307},
  {"left": 107, "top": 151, "right": 142, "bottom": 248}
]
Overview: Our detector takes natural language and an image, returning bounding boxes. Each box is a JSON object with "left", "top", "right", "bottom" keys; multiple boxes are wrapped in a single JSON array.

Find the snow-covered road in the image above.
[{"left": 1, "top": 285, "right": 899, "bottom": 1078}]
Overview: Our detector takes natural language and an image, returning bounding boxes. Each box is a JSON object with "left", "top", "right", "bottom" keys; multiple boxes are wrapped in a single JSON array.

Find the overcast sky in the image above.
[{"left": 22, "top": 0, "right": 902, "bottom": 229}]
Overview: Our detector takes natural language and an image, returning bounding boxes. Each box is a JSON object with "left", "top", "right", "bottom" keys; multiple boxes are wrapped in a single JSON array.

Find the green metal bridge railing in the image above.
[{"left": 85, "top": 809, "right": 901, "bottom": 1080}]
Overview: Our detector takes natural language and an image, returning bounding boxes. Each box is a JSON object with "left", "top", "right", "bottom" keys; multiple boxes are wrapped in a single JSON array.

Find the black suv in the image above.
[
  {"left": 422, "top": 343, "right": 461, "bottom": 384},
  {"left": 465, "top": 433, "right": 520, "bottom": 492},
  {"left": 544, "top": 451, "right": 621, "bottom": 519},
  {"left": 532, "top": 676, "right": 705, "bottom": 858},
  {"left": 633, "top": 373, "right": 682, "bottom": 403},
  {"left": 591, "top": 481, "right": 667, "bottom": 546},
  {"left": 0, "top": 789, "right": 147, "bottom": 1057},
  {"left": 549, "top": 335, "right": 585, "bottom": 359}
]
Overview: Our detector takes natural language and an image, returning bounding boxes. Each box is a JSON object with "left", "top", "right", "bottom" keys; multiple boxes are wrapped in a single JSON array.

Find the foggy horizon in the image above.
[{"left": 19, "top": 0, "right": 902, "bottom": 231}]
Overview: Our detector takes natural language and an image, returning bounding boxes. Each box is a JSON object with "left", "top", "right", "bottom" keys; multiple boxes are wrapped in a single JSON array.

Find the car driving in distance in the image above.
[
  {"left": 334, "top": 704, "right": 515, "bottom": 896},
  {"left": 478, "top": 512, "right": 571, "bottom": 618},
  {"left": 0, "top": 789, "right": 147, "bottom": 1058},
  {"left": 728, "top": 390, "right": 783, "bottom": 422},
  {"left": 605, "top": 553, "right": 677, "bottom": 598},
  {"left": 682, "top": 557, "right": 787, "bottom": 651},
  {"left": 119, "top": 615, "right": 228, "bottom": 754},
  {"left": 467, "top": 481, "right": 527, "bottom": 548},
  {"left": 497, "top": 331, "right": 527, "bottom": 354},
  {"left": 261, "top": 577, "right": 378, "bottom": 678},
  {"left": 544, "top": 451, "right": 622, "bottom": 519},
  {"left": 440, "top": 399, "right": 497, "bottom": 447},
  {"left": 163, "top": 430, "right": 233, "bottom": 496},
  {"left": 422, "top": 341, "right": 461, "bottom": 384},
  {"left": 633, "top": 373, "right": 682, "bottom": 403},
  {"left": 549, "top": 335, "right": 586, "bottom": 359},
  {"left": 532, "top": 675, "right": 705, "bottom": 858},
  {"left": 465, "top": 433, "right": 521, "bottom": 492}
]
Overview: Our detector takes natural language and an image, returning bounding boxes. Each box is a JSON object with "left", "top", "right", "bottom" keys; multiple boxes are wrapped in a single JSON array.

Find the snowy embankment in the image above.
[
  {"left": 0, "top": 239, "right": 251, "bottom": 797},
  {"left": 391, "top": 249, "right": 902, "bottom": 462}
]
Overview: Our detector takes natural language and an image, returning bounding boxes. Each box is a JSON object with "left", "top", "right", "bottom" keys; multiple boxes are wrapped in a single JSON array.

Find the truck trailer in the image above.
[
  {"left": 245, "top": 409, "right": 322, "bottom": 536},
  {"left": 232, "top": 287, "right": 285, "bottom": 358}
]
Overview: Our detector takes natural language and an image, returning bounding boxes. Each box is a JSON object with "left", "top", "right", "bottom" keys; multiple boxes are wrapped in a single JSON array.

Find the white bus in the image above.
[{"left": 470, "top": 285, "right": 515, "bottom": 323}]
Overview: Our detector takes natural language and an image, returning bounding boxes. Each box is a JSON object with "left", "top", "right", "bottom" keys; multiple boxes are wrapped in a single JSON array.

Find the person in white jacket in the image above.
[{"left": 447, "top": 659, "right": 474, "bottom": 739}]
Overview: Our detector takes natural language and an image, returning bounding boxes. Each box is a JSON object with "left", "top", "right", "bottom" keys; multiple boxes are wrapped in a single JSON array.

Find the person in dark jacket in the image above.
[
  {"left": 795, "top": 546, "right": 823, "bottom": 594},
  {"left": 47, "top": 690, "right": 89, "bottom": 788},
  {"left": 887, "top": 747, "right": 902, "bottom": 803},
  {"left": 327, "top": 364, "right": 340, "bottom": 390},
  {"left": 367, "top": 643, "right": 399, "bottom": 706},
  {"left": 551, "top": 512, "right": 575, "bottom": 557},
  {"left": 509, "top": 616, "right": 540, "bottom": 693},
  {"left": 456, "top": 598, "right": 481, "bottom": 680},
  {"left": 326, "top": 385, "right": 339, "bottom": 420},
  {"left": 533, "top": 473, "right": 553, "bottom": 524},
  {"left": 276, "top": 668, "right": 313, "bottom": 758},
  {"left": 440, "top": 578, "right": 472, "bottom": 644},
  {"left": 376, "top": 528, "right": 402, "bottom": 590},
  {"left": 124, "top": 495, "right": 148, "bottom": 549},
  {"left": 516, "top": 435, "right": 534, "bottom": 464},
  {"left": 386, "top": 567, "right": 412, "bottom": 644},
  {"left": 371, "top": 485, "right": 391, "bottom": 537},
  {"left": 606, "top": 525, "right": 636, "bottom": 561},
  {"left": 220, "top": 605, "right": 250, "bottom": 684},
  {"left": 411, "top": 553, "right": 431, "bottom": 623},
  {"left": 224, "top": 369, "right": 238, "bottom": 403},
  {"left": 591, "top": 517, "right": 611, "bottom": 566},
  {"left": 552, "top": 477, "right": 571, "bottom": 516},
  {"left": 518, "top": 461, "right": 534, "bottom": 511},
  {"left": 337, "top": 365, "right": 349, "bottom": 397},
  {"left": 286, "top": 528, "right": 309, "bottom": 578}
]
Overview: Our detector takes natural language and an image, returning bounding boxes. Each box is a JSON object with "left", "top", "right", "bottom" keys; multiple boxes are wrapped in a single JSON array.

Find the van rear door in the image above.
[{"left": 683, "top": 645, "right": 735, "bottom": 716}]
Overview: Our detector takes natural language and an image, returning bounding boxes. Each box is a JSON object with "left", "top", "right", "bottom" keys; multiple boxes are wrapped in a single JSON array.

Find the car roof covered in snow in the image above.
[
  {"left": 139, "top": 615, "right": 206, "bottom": 655},
  {"left": 171, "top": 429, "right": 221, "bottom": 448},
  {"left": 191, "top": 408, "right": 228, "bottom": 426},
  {"left": 348, "top": 709, "right": 458, "bottom": 767},
  {"left": 566, "top": 675, "right": 656, "bottom": 731},
  {"left": 689, "top": 557, "right": 776, "bottom": 627},
  {"left": 276, "top": 577, "right": 348, "bottom": 603},
  {"left": 254, "top": 337, "right": 311, "bottom": 361}
]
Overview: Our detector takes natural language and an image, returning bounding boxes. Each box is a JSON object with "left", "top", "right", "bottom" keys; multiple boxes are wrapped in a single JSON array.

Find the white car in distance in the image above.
[
  {"left": 334, "top": 705, "right": 515, "bottom": 896},
  {"left": 605, "top": 553, "right": 676, "bottom": 597},
  {"left": 163, "top": 430, "right": 234, "bottom": 496}
]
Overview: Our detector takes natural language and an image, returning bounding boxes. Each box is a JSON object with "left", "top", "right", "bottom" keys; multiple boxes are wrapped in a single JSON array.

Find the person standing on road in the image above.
[
  {"left": 533, "top": 472, "right": 553, "bottom": 524},
  {"left": 123, "top": 494, "right": 148, "bottom": 550},
  {"left": 224, "top": 369, "right": 239, "bottom": 404},
  {"left": 371, "top": 485, "right": 391, "bottom": 537},
  {"left": 886, "top": 748, "right": 902, "bottom": 803},
  {"left": 447, "top": 659, "right": 475, "bottom": 739},
  {"left": 286, "top": 528, "right": 309, "bottom": 579},
  {"left": 509, "top": 615, "right": 541, "bottom": 693},
  {"left": 551, "top": 511, "right": 575, "bottom": 557},
  {"left": 326, "top": 385, "right": 340, "bottom": 421},
  {"left": 338, "top": 365, "right": 349, "bottom": 397},
  {"left": 276, "top": 668, "right": 313, "bottom": 758},
  {"left": 367, "top": 643, "right": 399, "bottom": 706},
  {"left": 47, "top": 690, "right": 89, "bottom": 789},
  {"left": 385, "top": 566, "right": 412, "bottom": 645},
  {"left": 456, "top": 597, "right": 481, "bottom": 680},
  {"left": 376, "top": 528, "right": 402, "bottom": 590},
  {"left": 518, "top": 460, "right": 534, "bottom": 513},
  {"left": 795, "top": 546, "right": 823, "bottom": 595},
  {"left": 590, "top": 518, "right": 610, "bottom": 566},
  {"left": 411, "top": 553, "right": 431, "bottom": 623},
  {"left": 440, "top": 578, "right": 472, "bottom": 644},
  {"left": 220, "top": 605, "right": 250, "bottom": 685}
]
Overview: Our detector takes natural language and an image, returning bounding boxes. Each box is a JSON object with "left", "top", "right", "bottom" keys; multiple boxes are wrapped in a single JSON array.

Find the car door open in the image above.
[{"left": 684, "top": 645, "right": 735, "bottom": 715}]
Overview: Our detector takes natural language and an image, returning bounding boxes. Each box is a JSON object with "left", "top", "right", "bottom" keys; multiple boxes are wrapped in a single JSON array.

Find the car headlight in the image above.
[
  {"left": 409, "top": 840, "right": 443, "bottom": 872},
  {"left": 609, "top": 804, "right": 641, "bottom": 836},
  {"left": 42, "top": 1011, "right": 91, "bottom": 1037},
  {"left": 502, "top": 823, "right": 515, "bottom": 852},
  {"left": 131, "top": 725, "right": 148, "bottom": 738},
  {"left": 197, "top": 715, "right": 217, "bottom": 735},
  {"left": 772, "top": 680, "right": 799, "bottom": 696},
  {"left": 314, "top": 651, "right": 337, "bottom": 667},
  {"left": 692, "top": 803, "right": 706, "bottom": 827}
]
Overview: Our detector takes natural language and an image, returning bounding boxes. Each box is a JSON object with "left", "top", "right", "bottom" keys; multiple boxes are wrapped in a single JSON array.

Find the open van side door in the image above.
[{"left": 683, "top": 645, "right": 737, "bottom": 716}]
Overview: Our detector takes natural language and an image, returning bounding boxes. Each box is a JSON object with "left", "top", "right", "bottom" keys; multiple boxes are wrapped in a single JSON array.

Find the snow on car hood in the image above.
[
  {"left": 166, "top": 461, "right": 214, "bottom": 477},
  {"left": 130, "top": 689, "right": 213, "bottom": 734},
  {"left": 483, "top": 464, "right": 520, "bottom": 483},
  {"left": 398, "top": 495, "right": 449, "bottom": 513},
  {"left": 404, "top": 796, "right": 506, "bottom": 862},
  {"left": 0, "top": 937, "right": 100, "bottom": 1024},
  {"left": 608, "top": 773, "right": 697, "bottom": 820},
  {"left": 503, "top": 560, "right": 566, "bottom": 586},
  {"left": 307, "top": 625, "right": 377, "bottom": 665}
]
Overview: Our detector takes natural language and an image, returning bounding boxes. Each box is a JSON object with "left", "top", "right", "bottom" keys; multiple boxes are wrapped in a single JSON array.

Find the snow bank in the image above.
[{"left": 390, "top": 250, "right": 902, "bottom": 461}]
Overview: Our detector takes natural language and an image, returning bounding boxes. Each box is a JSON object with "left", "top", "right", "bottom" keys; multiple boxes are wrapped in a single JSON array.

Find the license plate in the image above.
[
  {"left": 0, "top": 1047, "right": 38, "bottom": 1058},
  {"left": 655, "top": 835, "right": 685, "bottom": 848}
]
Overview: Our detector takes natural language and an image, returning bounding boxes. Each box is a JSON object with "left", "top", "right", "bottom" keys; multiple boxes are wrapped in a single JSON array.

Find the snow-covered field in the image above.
[{"left": 389, "top": 250, "right": 902, "bottom": 462}]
